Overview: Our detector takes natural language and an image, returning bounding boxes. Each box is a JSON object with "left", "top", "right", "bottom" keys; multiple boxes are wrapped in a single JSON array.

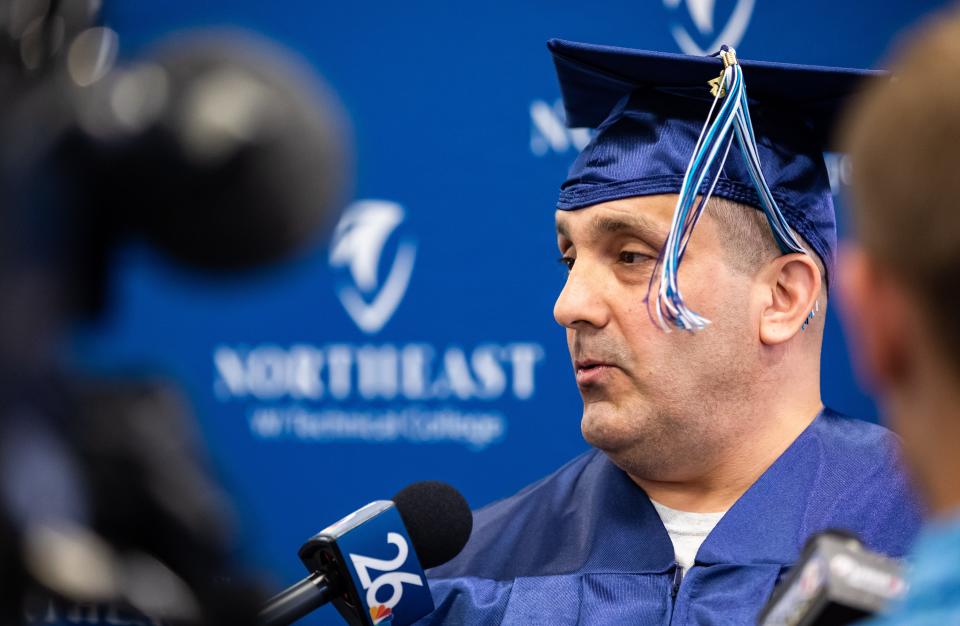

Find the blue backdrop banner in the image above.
[{"left": 66, "top": 2, "right": 947, "bottom": 625}]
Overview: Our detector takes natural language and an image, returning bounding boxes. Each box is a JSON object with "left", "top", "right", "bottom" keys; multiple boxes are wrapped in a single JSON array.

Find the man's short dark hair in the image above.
[{"left": 707, "top": 196, "right": 827, "bottom": 286}]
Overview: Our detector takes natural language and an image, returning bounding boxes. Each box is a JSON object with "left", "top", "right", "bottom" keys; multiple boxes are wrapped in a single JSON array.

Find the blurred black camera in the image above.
[{"left": 0, "top": 2, "right": 351, "bottom": 624}]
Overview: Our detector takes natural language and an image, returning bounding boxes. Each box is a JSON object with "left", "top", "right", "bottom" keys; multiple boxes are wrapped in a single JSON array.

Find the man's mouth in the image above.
[{"left": 574, "top": 359, "right": 617, "bottom": 385}]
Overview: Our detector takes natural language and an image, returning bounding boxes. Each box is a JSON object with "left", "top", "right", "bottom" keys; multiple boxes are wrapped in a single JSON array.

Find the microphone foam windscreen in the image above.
[
  {"left": 392, "top": 481, "right": 472, "bottom": 570},
  {"left": 67, "top": 30, "right": 352, "bottom": 273}
]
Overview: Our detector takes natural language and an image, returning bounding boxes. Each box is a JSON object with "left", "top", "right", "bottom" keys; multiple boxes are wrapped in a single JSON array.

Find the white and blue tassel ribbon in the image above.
[{"left": 647, "top": 46, "right": 808, "bottom": 332}]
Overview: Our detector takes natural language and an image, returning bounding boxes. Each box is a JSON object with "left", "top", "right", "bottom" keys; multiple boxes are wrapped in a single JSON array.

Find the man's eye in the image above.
[
  {"left": 619, "top": 251, "right": 650, "bottom": 264},
  {"left": 558, "top": 255, "right": 575, "bottom": 271}
]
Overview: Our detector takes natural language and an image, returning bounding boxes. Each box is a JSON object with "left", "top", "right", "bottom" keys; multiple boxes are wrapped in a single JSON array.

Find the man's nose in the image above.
[{"left": 553, "top": 260, "right": 611, "bottom": 330}]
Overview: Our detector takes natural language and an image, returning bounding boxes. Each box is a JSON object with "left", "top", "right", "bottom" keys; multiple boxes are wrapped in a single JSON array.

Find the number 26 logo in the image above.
[{"left": 349, "top": 533, "right": 424, "bottom": 611}]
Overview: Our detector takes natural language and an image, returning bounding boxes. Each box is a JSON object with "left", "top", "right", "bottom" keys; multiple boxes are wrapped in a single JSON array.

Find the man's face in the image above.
[{"left": 554, "top": 195, "right": 760, "bottom": 480}]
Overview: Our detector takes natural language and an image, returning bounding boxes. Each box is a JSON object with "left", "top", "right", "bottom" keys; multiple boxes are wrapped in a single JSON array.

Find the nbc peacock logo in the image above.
[{"left": 370, "top": 605, "right": 394, "bottom": 624}]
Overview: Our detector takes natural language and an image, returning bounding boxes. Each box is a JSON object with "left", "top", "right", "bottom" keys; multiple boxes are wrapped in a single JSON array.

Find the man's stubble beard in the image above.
[
  {"left": 583, "top": 383, "right": 736, "bottom": 482},
  {"left": 580, "top": 327, "right": 756, "bottom": 483}
]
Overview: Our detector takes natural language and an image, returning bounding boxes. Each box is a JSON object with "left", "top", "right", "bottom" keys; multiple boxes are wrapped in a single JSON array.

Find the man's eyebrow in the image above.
[{"left": 556, "top": 220, "right": 570, "bottom": 239}]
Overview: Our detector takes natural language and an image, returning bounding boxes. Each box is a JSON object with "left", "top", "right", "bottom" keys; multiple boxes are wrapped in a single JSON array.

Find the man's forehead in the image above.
[{"left": 555, "top": 197, "right": 674, "bottom": 241}]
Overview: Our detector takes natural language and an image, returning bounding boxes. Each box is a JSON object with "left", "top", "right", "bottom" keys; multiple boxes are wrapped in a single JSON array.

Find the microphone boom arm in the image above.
[{"left": 259, "top": 572, "right": 333, "bottom": 626}]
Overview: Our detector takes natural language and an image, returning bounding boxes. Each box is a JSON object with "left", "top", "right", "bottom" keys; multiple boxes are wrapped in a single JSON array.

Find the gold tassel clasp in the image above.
[{"left": 708, "top": 46, "right": 738, "bottom": 98}]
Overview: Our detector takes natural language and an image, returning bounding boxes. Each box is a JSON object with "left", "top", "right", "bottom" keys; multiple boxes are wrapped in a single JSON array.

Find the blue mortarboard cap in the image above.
[{"left": 549, "top": 38, "right": 881, "bottom": 289}]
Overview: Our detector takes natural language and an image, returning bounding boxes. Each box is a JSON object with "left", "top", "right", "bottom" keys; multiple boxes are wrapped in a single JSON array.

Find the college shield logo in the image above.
[
  {"left": 329, "top": 200, "right": 417, "bottom": 335},
  {"left": 663, "top": 0, "right": 756, "bottom": 56}
]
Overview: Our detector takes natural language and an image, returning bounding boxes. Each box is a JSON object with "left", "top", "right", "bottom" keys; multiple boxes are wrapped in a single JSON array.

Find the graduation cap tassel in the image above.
[
  {"left": 648, "top": 46, "right": 809, "bottom": 332},
  {"left": 648, "top": 54, "right": 740, "bottom": 331}
]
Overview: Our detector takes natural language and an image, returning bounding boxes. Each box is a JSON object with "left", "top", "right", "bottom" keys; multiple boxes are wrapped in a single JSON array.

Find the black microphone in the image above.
[
  {"left": 74, "top": 31, "right": 352, "bottom": 272},
  {"left": 3, "top": 29, "right": 353, "bottom": 319},
  {"left": 757, "top": 530, "right": 907, "bottom": 626},
  {"left": 260, "top": 481, "right": 472, "bottom": 626}
]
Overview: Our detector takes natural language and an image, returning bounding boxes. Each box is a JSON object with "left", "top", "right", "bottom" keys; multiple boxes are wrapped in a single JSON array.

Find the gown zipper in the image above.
[
  {"left": 666, "top": 563, "right": 684, "bottom": 625},
  {"left": 671, "top": 564, "right": 683, "bottom": 598}
]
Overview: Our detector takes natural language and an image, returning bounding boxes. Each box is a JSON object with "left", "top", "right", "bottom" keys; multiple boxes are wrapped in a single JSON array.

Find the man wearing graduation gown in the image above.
[{"left": 417, "top": 41, "right": 921, "bottom": 625}]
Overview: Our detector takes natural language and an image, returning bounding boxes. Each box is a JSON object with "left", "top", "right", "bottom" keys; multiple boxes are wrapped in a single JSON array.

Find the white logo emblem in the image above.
[
  {"left": 663, "top": 0, "right": 756, "bottom": 56},
  {"left": 350, "top": 532, "right": 424, "bottom": 611},
  {"left": 330, "top": 200, "right": 417, "bottom": 335},
  {"left": 529, "top": 99, "right": 591, "bottom": 156}
]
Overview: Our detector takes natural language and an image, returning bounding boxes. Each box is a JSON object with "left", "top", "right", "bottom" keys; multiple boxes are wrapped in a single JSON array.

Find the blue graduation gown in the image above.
[{"left": 418, "top": 409, "right": 921, "bottom": 625}]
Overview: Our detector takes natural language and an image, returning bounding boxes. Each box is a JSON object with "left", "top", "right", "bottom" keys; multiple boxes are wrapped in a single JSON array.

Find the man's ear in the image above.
[
  {"left": 757, "top": 252, "right": 822, "bottom": 346},
  {"left": 836, "top": 245, "right": 912, "bottom": 391}
]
